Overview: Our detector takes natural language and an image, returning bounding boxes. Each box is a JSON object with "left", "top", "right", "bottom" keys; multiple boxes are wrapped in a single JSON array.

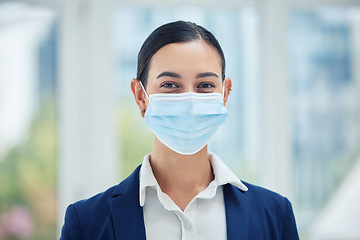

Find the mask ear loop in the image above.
[
  {"left": 139, "top": 80, "right": 150, "bottom": 100},
  {"left": 222, "top": 83, "right": 227, "bottom": 101},
  {"left": 139, "top": 81, "right": 149, "bottom": 118}
]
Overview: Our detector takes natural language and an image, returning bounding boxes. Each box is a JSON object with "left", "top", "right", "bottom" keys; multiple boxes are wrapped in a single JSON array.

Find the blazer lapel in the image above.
[
  {"left": 224, "top": 184, "right": 249, "bottom": 240},
  {"left": 110, "top": 166, "right": 146, "bottom": 240},
  {"left": 108, "top": 167, "right": 250, "bottom": 240}
]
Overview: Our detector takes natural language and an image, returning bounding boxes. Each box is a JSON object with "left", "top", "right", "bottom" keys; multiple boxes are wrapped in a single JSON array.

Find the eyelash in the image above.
[
  {"left": 160, "top": 82, "right": 179, "bottom": 88},
  {"left": 160, "top": 82, "right": 216, "bottom": 89},
  {"left": 196, "top": 83, "right": 215, "bottom": 89}
]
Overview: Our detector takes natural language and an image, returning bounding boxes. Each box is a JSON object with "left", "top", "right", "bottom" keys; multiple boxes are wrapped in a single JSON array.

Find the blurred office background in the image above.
[{"left": 0, "top": 0, "right": 359, "bottom": 239}]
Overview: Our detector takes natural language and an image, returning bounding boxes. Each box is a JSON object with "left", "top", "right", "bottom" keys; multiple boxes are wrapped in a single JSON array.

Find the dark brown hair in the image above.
[{"left": 137, "top": 21, "right": 226, "bottom": 88}]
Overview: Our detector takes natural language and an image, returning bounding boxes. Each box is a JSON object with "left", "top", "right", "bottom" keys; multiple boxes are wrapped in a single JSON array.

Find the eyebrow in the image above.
[
  {"left": 196, "top": 72, "right": 219, "bottom": 79},
  {"left": 156, "top": 71, "right": 219, "bottom": 79},
  {"left": 156, "top": 72, "right": 181, "bottom": 79}
]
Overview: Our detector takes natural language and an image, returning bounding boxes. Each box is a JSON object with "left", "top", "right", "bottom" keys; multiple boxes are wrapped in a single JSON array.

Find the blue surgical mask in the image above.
[{"left": 140, "top": 82, "right": 228, "bottom": 155}]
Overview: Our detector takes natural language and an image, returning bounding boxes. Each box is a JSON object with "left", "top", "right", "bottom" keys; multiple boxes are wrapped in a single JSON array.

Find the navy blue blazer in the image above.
[{"left": 60, "top": 165, "right": 299, "bottom": 240}]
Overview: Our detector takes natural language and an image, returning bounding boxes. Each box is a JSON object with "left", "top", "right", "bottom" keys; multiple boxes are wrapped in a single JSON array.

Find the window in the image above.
[
  {"left": 289, "top": 7, "right": 360, "bottom": 232},
  {"left": 0, "top": 3, "right": 57, "bottom": 239}
]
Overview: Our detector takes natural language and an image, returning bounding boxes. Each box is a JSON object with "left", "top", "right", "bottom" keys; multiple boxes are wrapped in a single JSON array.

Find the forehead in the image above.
[{"left": 149, "top": 40, "right": 222, "bottom": 72}]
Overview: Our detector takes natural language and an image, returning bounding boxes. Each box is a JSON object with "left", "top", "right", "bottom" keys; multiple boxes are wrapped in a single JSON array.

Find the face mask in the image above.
[{"left": 140, "top": 82, "right": 228, "bottom": 155}]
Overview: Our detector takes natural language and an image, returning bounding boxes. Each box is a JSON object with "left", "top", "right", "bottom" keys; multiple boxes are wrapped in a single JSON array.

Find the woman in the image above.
[{"left": 60, "top": 21, "right": 299, "bottom": 240}]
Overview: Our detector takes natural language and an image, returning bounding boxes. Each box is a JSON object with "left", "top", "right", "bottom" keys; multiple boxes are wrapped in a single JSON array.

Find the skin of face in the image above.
[{"left": 131, "top": 39, "right": 232, "bottom": 112}]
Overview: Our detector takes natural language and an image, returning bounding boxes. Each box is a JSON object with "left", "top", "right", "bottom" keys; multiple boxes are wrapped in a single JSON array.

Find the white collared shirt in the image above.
[{"left": 139, "top": 152, "right": 248, "bottom": 240}]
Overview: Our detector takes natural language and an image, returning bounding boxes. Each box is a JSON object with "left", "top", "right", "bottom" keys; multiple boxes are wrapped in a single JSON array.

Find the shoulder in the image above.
[
  {"left": 69, "top": 165, "right": 141, "bottom": 215},
  {"left": 224, "top": 182, "right": 299, "bottom": 239},
  {"left": 60, "top": 166, "right": 142, "bottom": 239},
  {"left": 69, "top": 184, "right": 117, "bottom": 219},
  {"left": 60, "top": 185, "right": 118, "bottom": 239},
  {"left": 224, "top": 181, "right": 294, "bottom": 219},
  {"left": 242, "top": 181, "right": 289, "bottom": 209},
  {"left": 240, "top": 181, "right": 294, "bottom": 222},
  {"left": 225, "top": 181, "right": 289, "bottom": 209}
]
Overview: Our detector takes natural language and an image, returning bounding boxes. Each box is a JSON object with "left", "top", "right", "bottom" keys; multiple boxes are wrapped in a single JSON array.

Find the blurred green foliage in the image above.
[
  {"left": 117, "top": 99, "right": 153, "bottom": 179},
  {"left": 0, "top": 95, "right": 153, "bottom": 239},
  {"left": 0, "top": 96, "right": 57, "bottom": 240}
]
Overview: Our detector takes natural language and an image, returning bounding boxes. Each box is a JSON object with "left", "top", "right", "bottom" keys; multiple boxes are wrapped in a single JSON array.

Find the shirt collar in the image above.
[
  {"left": 139, "top": 153, "right": 157, "bottom": 206},
  {"left": 139, "top": 152, "right": 248, "bottom": 207},
  {"left": 208, "top": 152, "right": 248, "bottom": 192}
]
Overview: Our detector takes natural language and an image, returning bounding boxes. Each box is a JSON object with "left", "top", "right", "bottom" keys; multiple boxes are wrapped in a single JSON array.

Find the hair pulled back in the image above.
[{"left": 137, "top": 21, "right": 226, "bottom": 88}]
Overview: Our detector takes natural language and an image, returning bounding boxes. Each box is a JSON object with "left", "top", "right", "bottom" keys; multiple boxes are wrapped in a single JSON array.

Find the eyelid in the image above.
[
  {"left": 160, "top": 81, "right": 180, "bottom": 88},
  {"left": 196, "top": 81, "right": 216, "bottom": 88}
]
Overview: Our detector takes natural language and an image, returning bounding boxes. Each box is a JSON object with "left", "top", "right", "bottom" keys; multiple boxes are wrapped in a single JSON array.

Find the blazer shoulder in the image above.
[
  {"left": 241, "top": 181, "right": 287, "bottom": 204},
  {"left": 72, "top": 184, "right": 117, "bottom": 215},
  {"left": 235, "top": 182, "right": 299, "bottom": 240},
  {"left": 61, "top": 166, "right": 142, "bottom": 239},
  {"left": 72, "top": 165, "right": 142, "bottom": 214},
  {"left": 61, "top": 186, "right": 117, "bottom": 240}
]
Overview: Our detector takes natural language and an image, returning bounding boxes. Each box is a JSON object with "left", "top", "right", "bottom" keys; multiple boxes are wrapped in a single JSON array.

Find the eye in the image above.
[
  {"left": 160, "top": 82, "right": 179, "bottom": 88},
  {"left": 196, "top": 82, "right": 216, "bottom": 89}
]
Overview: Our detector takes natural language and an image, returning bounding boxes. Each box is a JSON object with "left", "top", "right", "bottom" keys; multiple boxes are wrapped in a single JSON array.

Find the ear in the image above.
[
  {"left": 223, "top": 77, "right": 232, "bottom": 106},
  {"left": 131, "top": 78, "right": 148, "bottom": 113}
]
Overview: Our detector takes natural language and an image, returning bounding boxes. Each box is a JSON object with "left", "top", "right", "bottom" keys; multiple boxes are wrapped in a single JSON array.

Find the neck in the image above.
[{"left": 150, "top": 136, "right": 214, "bottom": 211}]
